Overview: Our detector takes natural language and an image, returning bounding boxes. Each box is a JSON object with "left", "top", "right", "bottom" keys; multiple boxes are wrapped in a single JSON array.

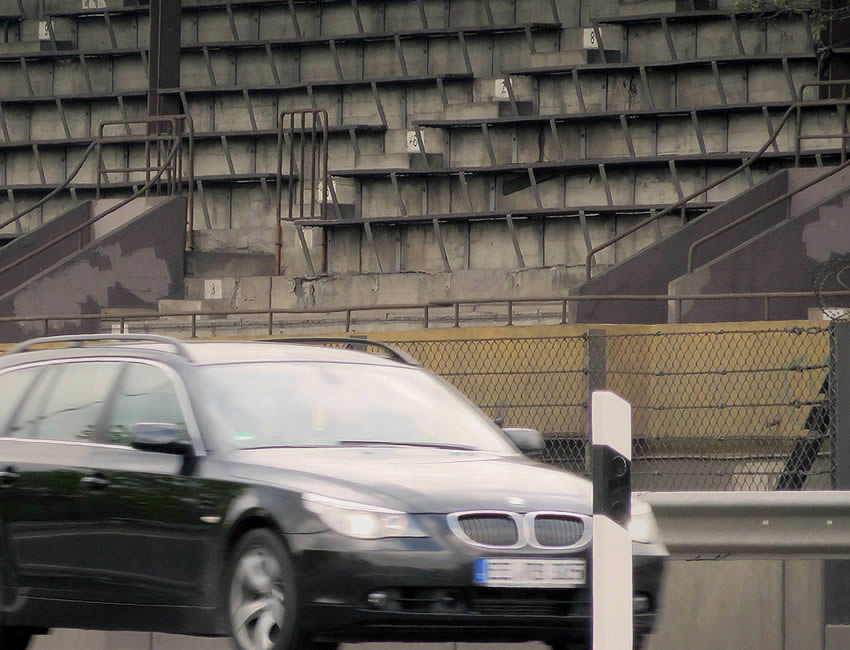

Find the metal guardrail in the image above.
[
  {"left": 5, "top": 289, "right": 850, "bottom": 338},
  {"left": 644, "top": 491, "right": 850, "bottom": 559}
]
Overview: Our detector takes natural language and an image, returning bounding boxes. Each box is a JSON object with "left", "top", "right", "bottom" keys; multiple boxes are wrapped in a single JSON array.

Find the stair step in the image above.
[
  {"left": 384, "top": 128, "right": 446, "bottom": 155},
  {"left": 0, "top": 39, "right": 74, "bottom": 54},
  {"left": 159, "top": 299, "right": 203, "bottom": 313},
  {"left": 191, "top": 227, "right": 277, "bottom": 255},
  {"left": 528, "top": 49, "right": 620, "bottom": 67},
  {"left": 353, "top": 153, "right": 415, "bottom": 170},
  {"left": 186, "top": 251, "right": 276, "bottom": 277},
  {"left": 617, "top": 0, "right": 716, "bottom": 14},
  {"left": 474, "top": 77, "right": 536, "bottom": 104},
  {"left": 441, "top": 101, "right": 536, "bottom": 121}
]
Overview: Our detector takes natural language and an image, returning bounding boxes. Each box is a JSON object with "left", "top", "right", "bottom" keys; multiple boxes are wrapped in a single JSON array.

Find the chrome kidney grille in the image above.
[
  {"left": 532, "top": 514, "right": 585, "bottom": 548},
  {"left": 457, "top": 514, "right": 520, "bottom": 547},
  {"left": 448, "top": 511, "right": 591, "bottom": 550}
]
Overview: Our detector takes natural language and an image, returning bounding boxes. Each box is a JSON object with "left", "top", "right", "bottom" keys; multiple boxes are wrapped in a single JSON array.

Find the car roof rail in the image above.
[
  {"left": 5, "top": 333, "right": 193, "bottom": 360},
  {"left": 261, "top": 336, "right": 420, "bottom": 366}
]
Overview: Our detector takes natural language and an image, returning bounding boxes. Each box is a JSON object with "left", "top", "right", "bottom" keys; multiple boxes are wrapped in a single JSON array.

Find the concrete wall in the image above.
[
  {"left": 669, "top": 177, "right": 850, "bottom": 322},
  {"left": 573, "top": 167, "right": 850, "bottom": 324},
  {"left": 26, "top": 559, "right": 825, "bottom": 650},
  {"left": 0, "top": 196, "right": 187, "bottom": 341}
]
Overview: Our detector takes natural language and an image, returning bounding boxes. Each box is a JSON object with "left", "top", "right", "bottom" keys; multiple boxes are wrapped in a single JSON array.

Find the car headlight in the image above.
[
  {"left": 303, "top": 493, "right": 426, "bottom": 539},
  {"left": 628, "top": 499, "right": 662, "bottom": 544}
]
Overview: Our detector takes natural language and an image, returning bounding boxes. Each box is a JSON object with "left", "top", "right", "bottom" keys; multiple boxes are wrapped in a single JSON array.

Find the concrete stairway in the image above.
[
  {"left": 668, "top": 182, "right": 850, "bottom": 323},
  {"left": 0, "top": 195, "right": 187, "bottom": 342},
  {"left": 571, "top": 166, "right": 850, "bottom": 324}
]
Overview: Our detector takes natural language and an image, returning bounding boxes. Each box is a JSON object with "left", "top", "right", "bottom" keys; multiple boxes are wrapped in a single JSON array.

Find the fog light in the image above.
[
  {"left": 367, "top": 591, "right": 389, "bottom": 608},
  {"left": 633, "top": 594, "right": 650, "bottom": 613}
]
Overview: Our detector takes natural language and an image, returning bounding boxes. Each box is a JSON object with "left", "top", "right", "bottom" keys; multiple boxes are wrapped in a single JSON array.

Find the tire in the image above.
[
  {"left": 0, "top": 627, "right": 33, "bottom": 650},
  {"left": 226, "top": 528, "right": 306, "bottom": 650}
]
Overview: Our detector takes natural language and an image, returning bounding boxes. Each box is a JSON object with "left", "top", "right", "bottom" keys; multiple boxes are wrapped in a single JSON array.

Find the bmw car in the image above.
[{"left": 0, "top": 334, "right": 666, "bottom": 650}]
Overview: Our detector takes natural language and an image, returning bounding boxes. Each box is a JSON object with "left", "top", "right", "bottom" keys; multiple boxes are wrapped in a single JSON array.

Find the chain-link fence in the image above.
[{"left": 386, "top": 324, "right": 834, "bottom": 491}]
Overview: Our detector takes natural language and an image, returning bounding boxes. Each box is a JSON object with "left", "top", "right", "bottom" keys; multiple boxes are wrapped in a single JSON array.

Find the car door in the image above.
[
  {"left": 0, "top": 364, "right": 50, "bottom": 607},
  {"left": 81, "top": 360, "right": 206, "bottom": 606},
  {"left": 1, "top": 360, "right": 121, "bottom": 602}
]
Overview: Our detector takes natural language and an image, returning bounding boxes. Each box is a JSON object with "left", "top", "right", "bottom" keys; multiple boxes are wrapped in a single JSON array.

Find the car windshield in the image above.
[{"left": 199, "top": 361, "right": 517, "bottom": 454}]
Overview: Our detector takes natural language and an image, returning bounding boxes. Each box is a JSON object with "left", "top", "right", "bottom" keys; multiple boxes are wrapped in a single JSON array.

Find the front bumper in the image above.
[{"left": 287, "top": 523, "right": 665, "bottom": 644}]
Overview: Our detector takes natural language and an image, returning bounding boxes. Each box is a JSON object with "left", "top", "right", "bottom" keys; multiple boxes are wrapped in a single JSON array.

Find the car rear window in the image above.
[{"left": 199, "top": 362, "right": 515, "bottom": 454}]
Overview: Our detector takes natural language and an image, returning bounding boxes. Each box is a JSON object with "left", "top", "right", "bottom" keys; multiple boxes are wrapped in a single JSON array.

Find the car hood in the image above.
[{"left": 228, "top": 447, "right": 593, "bottom": 515}]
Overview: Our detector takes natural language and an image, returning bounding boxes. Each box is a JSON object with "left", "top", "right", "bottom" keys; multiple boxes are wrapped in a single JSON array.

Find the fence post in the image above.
[
  {"left": 833, "top": 321, "right": 850, "bottom": 489},
  {"left": 585, "top": 329, "right": 607, "bottom": 476},
  {"left": 825, "top": 321, "right": 850, "bottom": 646}
]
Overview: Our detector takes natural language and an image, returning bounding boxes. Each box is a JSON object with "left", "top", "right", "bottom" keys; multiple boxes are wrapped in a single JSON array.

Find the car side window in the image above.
[
  {"left": 10, "top": 365, "right": 60, "bottom": 439},
  {"left": 25, "top": 362, "right": 122, "bottom": 443},
  {"left": 0, "top": 366, "right": 44, "bottom": 435},
  {"left": 106, "top": 363, "right": 189, "bottom": 447}
]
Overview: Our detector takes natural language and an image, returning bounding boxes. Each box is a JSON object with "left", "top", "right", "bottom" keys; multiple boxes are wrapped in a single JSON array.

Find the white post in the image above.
[{"left": 591, "top": 390, "right": 633, "bottom": 650}]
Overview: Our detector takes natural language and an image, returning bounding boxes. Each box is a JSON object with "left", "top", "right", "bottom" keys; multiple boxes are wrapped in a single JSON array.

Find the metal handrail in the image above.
[
  {"left": 96, "top": 115, "right": 196, "bottom": 241},
  {"left": 797, "top": 81, "right": 850, "bottom": 165},
  {"left": 584, "top": 85, "right": 850, "bottom": 280},
  {"left": 0, "top": 140, "right": 97, "bottom": 232},
  {"left": 276, "top": 108, "right": 329, "bottom": 276},
  {"left": 686, "top": 158, "right": 850, "bottom": 273},
  {"left": 8, "top": 289, "right": 849, "bottom": 339},
  {"left": 0, "top": 123, "right": 186, "bottom": 280}
]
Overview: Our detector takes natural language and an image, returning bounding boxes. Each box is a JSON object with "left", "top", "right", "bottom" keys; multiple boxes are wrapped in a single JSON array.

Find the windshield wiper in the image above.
[{"left": 338, "top": 440, "right": 477, "bottom": 451}]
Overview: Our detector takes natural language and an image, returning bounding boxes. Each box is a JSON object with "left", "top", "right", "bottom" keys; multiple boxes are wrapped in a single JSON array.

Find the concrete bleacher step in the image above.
[
  {"left": 528, "top": 49, "right": 621, "bottom": 67},
  {"left": 186, "top": 251, "right": 276, "bottom": 278},
  {"left": 441, "top": 101, "right": 537, "bottom": 121},
  {"left": 617, "top": 0, "right": 717, "bottom": 13},
  {"left": 352, "top": 152, "right": 440, "bottom": 170},
  {"left": 157, "top": 299, "right": 219, "bottom": 322},
  {"left": 384, "top": 128, "right": 447, "bottom": 156},
  {"left": 191, "top": 227, "right": 276, "bottom": 255},
  {"left": 473, "top": 77, "right": 537, "bottom": 105},
  {"left": 0, "top": 38, "right": 73, "bottom": 54}
]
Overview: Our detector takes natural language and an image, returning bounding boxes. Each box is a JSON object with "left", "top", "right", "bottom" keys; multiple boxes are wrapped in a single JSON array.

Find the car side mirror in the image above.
[
  {"left": 503, "top": 427, "right": 544, "bottom": 454},
  {"left": 131, "top": 423, "right": 193, "bottom": 456}
]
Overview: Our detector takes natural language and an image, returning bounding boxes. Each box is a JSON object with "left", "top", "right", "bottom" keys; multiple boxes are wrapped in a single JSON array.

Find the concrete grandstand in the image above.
[{"left": 0, "top": 0, "right": 847, "bottom": 337}]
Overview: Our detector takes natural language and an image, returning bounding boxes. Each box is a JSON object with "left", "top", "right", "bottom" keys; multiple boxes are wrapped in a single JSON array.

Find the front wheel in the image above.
[
  {"left": 226, "top": 528, "right": 304, "bottom": 650},
  {"left": 0, "top": 627, "right": 34, "bottom": 650}
]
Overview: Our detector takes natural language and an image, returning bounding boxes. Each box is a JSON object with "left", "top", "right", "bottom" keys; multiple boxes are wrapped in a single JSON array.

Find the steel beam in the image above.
[{"left": 148, "top": 0, "right": 182, "bottom": 117}]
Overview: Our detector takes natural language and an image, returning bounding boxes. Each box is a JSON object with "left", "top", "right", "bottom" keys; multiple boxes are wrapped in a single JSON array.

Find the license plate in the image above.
[{"left": 473, "top": 558, "right": 586, "bottom": 588}]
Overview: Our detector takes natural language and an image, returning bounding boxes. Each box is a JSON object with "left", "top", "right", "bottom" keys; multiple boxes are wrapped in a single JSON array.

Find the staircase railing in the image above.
[
  {"left": 585, "top": 83, "right": 850, "bottom": 280},
  {"left": 96, "top": 116, "right": 194, "bottom": 221},
  {"left": 0, "top": 114, "right": 194, "bottom": 281},
  {"left": 276, "top": 108, "right": 329, "bottom": 276}
]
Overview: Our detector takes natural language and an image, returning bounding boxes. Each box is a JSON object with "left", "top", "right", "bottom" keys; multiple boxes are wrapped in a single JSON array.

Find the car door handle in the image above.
[
  {"left": 0, "top": 467, "right": 19, "bottom": 486},
  {"left": 80, "top": 474, "right": 110, "bottom": 489}
]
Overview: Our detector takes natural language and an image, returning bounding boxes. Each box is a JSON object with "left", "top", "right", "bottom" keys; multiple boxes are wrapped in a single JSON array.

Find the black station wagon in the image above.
[{"left": 0, "top": 334, "right": 666, "bottom": 650}]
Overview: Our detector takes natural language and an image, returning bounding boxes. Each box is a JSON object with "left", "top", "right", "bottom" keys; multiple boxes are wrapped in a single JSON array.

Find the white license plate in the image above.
[{"left": 473, "top": 558, "right": 586, "bottom": 588}]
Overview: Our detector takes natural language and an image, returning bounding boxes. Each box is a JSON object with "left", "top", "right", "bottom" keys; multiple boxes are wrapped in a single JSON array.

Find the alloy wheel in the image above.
[{"left": 229, "top": 546, "right": 286, "bottom": 650}]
